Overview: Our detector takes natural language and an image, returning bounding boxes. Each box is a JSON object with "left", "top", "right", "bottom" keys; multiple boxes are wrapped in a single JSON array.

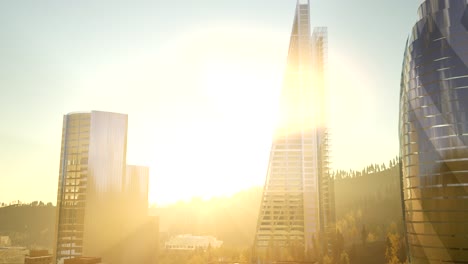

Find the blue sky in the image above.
[{"left": 0, "top": 0, "right": 421, "bottom": 205}]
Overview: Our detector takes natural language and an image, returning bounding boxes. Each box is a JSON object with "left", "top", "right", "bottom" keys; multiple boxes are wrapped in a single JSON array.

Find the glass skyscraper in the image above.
[
  {"left": 53, "top": 111, "right": 154, "bottom": 264},
  {"left": 254, "top": 0, "right": 335, "bottom": 259},
  {"left": 400, "top": 0, "right": 468, "bottom": 263},
  {"left": 54, "top": 111, "right": 128, "bottom": 263}
]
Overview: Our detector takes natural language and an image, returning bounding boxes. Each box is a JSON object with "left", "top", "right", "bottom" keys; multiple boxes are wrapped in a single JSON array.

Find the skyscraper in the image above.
[
  {"left": 54, "top": 111, "right": 128, "bottom": 264},
  {"left": 254, "top": 0, "right": 334, "bottom": 260},
  {"left": 124, "top": 165, "right": 150, "bottom": 226},
  {"left": 400, "top": 1, "right": 468, "bottom": 263},
  {"left": 54, "top": 111, "right": 158, "bottom": 264},
  {"left": 120, "top": 165, "right": 157, "bottom": 264}
]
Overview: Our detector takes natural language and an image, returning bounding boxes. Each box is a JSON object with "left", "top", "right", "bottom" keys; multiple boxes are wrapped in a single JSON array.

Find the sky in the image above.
[{"left": 0, "top": 0, "right": 422, "bottom": 206}]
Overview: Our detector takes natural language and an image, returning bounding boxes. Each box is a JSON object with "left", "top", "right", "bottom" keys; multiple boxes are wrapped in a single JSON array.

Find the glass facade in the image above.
[
  {"left": 54, "top": 113, "right": 92, "bottom": 261},
  {"left": 254, "top": 0, "right": 334, "bottom": 257},
  {"left": 124, "top": 165, "right": 149, "bottom": 220},
  {"left": 123, "top": 165, "right": 149, "bottom": 233},
  {"left": 54, "top": 111, "right": 128, "bottom": 264},
  {"left": 400, "top": 1, "right": 468, "bottom": 263}
]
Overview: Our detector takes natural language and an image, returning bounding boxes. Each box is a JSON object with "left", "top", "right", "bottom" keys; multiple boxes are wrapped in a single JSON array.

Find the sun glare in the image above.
[
  {"left": 144, "top": 24, "right": 287, "bottom": 206},
  {"left": 327, "top": 49, "right": 388, "bottom": 171},
  {"left": 77, "top": 23, "right": 388, "bottom": 206}
]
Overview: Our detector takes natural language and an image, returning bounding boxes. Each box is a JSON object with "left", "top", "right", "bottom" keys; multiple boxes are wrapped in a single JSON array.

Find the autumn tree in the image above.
[
  {"left": 322, "top": 254, "right": 334, "bottom": 264},
  {"left": 361, "top": 225, "right": 368, "bottom": 246},
  {"left": 333, "top": 230, "right": 345, "bottom": 261},
  {"left": 339, "top": 251, "right": 350, "bottom": 264},
  {"left": 385, "top": 232, "right": 407, "bottom": 264}
]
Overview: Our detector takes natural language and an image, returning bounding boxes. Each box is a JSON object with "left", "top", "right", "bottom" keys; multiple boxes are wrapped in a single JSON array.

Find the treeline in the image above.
[
  {"left": 333, "top": 157, "right": 400, "bottom": 179},
  {"left": 0, "top": 201, "right": 53, "bottom": 208},
  {"left": 0, "top": 157, "right": 408, "bottom": 263},
  {"left": 159, "top": 246, "right": 252, "bottom": 264},
  {"left": 0, "top": 202, "right": 55, "bottom": 249},
  {"left": 334, "top": 157, "right": 403, "bottom": 243},
  {"left": 153, "top": 157, "right": 407, "bottom": 263},
  {"left": 332, "top": 157, "right": 407, "bottom": 264},
  {"left": 150, "top": 188, "right": 262, "bottom": 248}
]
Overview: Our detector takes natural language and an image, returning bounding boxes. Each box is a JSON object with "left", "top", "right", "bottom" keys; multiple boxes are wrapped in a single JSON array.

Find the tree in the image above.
[
  {"left": 187, "top": 254, "right": 204, "bottom": 264},
  {"left": 361, "top": 225, "right": 368, "bottom": 246},
  {"left": 348, "top": 244, "right": 357, "bottom": 263},
  {"left": 339, "top": 251, "right": 350, "bottom": 264},
  {"left": 386, "top": 232, "right": 405, "bottom": 264},
  {"left": 333, "top": 230, "right": 345, "bottom": 261},
  {"left": 322, "top": 255, "right": 334, "bottom": 264},
  {"left": 367, "top": 232, "right": 377, "bottom": 243}
]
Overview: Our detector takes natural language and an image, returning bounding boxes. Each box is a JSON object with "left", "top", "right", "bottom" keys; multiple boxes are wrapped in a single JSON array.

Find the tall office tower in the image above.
[
  {"left": 54, "top": 111, "right": 128, "bottom": 264},
  {"left": 124, "top": 165, "right": 149, "bottom": 225},
  {"left": 313, "top": 27, "right": 335, "bottom": 256},
  {"left": 400, "top": 1, "right": 468, "bottom": 263},
  {"left": 120, "top": 165, "right": 155, "bottom": 264},
  {"left": 254, "top": 0, "right": 334, "bottom": 260}
]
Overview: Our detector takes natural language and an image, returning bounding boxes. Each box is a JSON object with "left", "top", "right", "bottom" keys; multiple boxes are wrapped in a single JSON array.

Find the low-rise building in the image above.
[
  {"left": 24, "top": 250, "right": 52, "bottom": 264},
  {"left": 63, "top": 257, "right": 102, "bottom": 264},
  {"left": 165, "top": 235, "right": 223, "bottom": 251},
  {"left": 0, "top": 247, "right": 28, "bottom": 264},
  {"left": 0, "top": 237, "right": 11, "bottom": 247}
]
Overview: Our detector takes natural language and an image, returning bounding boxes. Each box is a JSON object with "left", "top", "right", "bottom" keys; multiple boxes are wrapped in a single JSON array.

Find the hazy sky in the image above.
[{"left": 0, "top": 0, "right": 421, "bottom": 205}]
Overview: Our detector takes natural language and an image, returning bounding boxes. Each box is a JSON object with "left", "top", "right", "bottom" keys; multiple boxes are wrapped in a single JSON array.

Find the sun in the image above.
[{"left": 143, "top": 24, "right": 288, "bottom": 206}]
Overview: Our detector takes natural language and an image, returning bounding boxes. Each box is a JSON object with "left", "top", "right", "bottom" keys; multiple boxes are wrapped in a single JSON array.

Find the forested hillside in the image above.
[
  {"left": 150, "top": 187, "right": 262, "bottom": 248},
  {"left": 333, "top": 157, "right": 404, "bottom": 245},
  {"left": 152, "top": 158, "right": 404, "bottom": 248},
  {"left": 333, "top": 157, "right": 406, "bottom": 263},
  {"left": 0, "top": 158, "right": 406, "bottom": 263},
  {"left": 0, "top": 202, "right": 55, "bottom": 249}
]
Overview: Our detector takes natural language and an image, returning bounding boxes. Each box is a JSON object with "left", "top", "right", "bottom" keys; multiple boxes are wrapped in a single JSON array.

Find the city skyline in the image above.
[{"left": 0, "top": 0, "right": 421, "bottom": 206}]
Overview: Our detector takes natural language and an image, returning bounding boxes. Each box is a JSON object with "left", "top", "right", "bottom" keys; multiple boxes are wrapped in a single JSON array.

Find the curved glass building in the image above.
[{"left": 400, "top": 0, "right": 468, "bottom": 263}]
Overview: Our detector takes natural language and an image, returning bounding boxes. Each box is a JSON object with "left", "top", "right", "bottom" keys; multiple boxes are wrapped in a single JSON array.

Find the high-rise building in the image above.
[
  {"left": 254, "top": 0, "right": 334, "bottom": 260},
  {"left": 53, "top": 111, "right": 158, "bottom": 264},
  {"left": 400, "top": 0, "right": 468, "bottom": 263},
  {"left": 312, "top": 27, "right": 335, "bottom": 257},
  {"left": 54, "top": 111, "right": 128, "bottom": 264},
  {"left": 120, "top": 165, "right": 159, "bottom": 264},
  {"left": 124, "top": 165, "right": 149, "bottom": 224}
]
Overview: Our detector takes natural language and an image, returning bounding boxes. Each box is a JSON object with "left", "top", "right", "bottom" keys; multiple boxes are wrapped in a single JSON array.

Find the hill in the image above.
[
  {"left": 0, "top": 158, "right": 405, "bottom": 258},
  {"left": 151, "top": 157, "right": 404, "bottom": 251},
  {"left": 0, "top": 203, "right": 55, "bottom": 249},
  {"left": 333, "top": 158, "right": 404, "bottom": 246},
  {"left": 150, "top": 187, "right": 262, "bottom": 248}
]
